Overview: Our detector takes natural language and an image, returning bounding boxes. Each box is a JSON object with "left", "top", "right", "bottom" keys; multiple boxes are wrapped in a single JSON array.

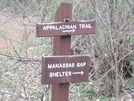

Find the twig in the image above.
[
  {"left": 0, "top": 52, "right": 41, "bottom": 62},
  {"left": 95, "top": 49, "right": 133, "bottom": 82},
  {"left": 10, "top": 40, "right": 20, "bottom": 57},
  {"left": 72, "top": 0, "right": 81, "bottom": 12}
]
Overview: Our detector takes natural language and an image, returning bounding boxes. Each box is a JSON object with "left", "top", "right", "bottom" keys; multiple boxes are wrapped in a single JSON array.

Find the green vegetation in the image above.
[{"left": 0, "top": 0, "right": 133, "bottom": 101}]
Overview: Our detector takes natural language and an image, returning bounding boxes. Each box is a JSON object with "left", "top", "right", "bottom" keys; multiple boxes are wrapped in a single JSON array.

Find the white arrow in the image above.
[
  {"left": 62, "top": 29, "right": 75, "bottom": 33},
  {"left": 72, "top": 71, "right": 84, "bottom": 75}
]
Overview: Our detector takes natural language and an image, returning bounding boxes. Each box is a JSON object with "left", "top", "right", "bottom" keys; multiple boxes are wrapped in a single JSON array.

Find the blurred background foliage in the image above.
[{"left": 0, "top": 0, "right": 133, "bottom": 101}]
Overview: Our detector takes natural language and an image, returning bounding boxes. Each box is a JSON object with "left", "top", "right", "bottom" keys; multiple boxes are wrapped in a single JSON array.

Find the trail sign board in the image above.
[
  {"left": 37, "top": 20, "right": 95, "bottom": 37},
  {"left": 42, "top": 55, "right": 89, "bottom": 84}
]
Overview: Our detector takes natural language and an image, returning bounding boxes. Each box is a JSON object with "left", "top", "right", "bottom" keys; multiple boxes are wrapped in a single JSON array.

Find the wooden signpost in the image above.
[{"left": 36, "top": 2, "right": 96, "bottom": 101}]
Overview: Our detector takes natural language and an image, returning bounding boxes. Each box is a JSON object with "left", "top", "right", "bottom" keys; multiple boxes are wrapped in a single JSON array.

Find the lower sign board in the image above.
[{"left": 42, "top": 55, "right": 90, "bottom": 84}]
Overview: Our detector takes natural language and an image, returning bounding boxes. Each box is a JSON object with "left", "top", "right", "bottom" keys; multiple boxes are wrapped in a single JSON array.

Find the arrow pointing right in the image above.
[
  {"left": 62, "top": 29, "right": 75, "bottom": 33},
  {"left": 72, "top": 71, "right": 84, "bottom": 75}
]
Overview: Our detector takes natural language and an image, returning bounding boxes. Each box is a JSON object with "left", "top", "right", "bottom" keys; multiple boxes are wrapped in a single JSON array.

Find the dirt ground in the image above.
[{"left": 0, "top": 13, "right": 24, "bottom": 53}]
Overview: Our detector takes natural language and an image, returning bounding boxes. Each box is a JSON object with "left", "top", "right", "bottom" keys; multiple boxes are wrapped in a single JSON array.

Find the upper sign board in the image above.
[
  {"left": 42, "top": 55, "right": 90, "bottom": 84},
  {"left": 37, "top": 20, "right": 95, "bottom": 37}
]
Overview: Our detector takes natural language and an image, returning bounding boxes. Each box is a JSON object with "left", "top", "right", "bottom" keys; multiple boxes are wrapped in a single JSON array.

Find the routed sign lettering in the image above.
[{"left": 42, "top": 55, "right": 90, "bottom": 84}]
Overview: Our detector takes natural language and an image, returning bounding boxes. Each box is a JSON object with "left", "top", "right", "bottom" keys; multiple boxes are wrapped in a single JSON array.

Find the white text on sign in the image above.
[
  {"left": 49, "top": 71, "right": 84, "bottom": 78},
  {"left": 43, "top": 24, "right": 92, "bottom": 30},
  {"left": 47, "top": 62, "right": 86, "bottom": 69}
]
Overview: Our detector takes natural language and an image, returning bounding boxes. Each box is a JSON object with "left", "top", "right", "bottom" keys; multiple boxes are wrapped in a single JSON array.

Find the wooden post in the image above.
[
  {"left": 37, "top": 2, "right": 96, "bottom": 101},
  {"left": 52, "top": 2, "right": 72, "bottom": 101}
]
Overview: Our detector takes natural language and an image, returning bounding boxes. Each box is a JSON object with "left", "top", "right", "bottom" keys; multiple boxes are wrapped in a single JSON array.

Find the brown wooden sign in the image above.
[
  {"left": 37, "top": 20, "right": 95, "bottom": 37},
  {"left": 42, "top": 55, "right": 89, "bottom": 84},
  {"left": 37, "top": 2, "right": 96, "bottom": 101}
]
